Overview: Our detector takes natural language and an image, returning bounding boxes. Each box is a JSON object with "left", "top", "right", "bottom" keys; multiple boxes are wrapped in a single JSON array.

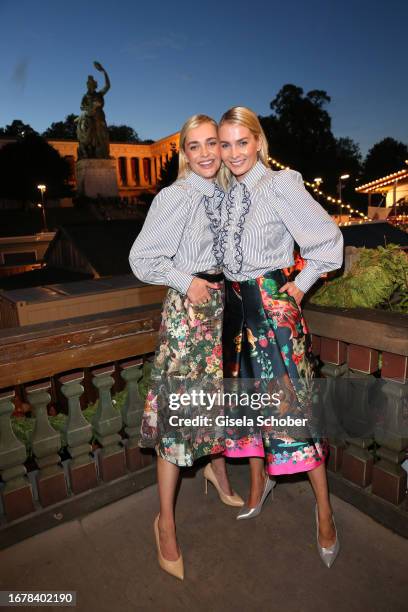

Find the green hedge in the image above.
[{"left": 310, "top": 244, "right": 408, "bottom": 312}]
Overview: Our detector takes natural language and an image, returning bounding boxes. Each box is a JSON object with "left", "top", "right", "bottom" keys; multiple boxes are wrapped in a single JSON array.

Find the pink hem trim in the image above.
[
  {"left": 224, "top": 447, "right": 265, "bottom": 458},
  {"left": 266, "top": 456, "right": 326, "bottom": 475}
]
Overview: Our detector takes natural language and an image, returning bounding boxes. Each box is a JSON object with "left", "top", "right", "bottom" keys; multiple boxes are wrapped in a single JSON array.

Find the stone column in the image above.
[
  {"left": 150, "top": 157, "right": 156, "bottom": 186},
  {"left": 139, "top": 158, "right": 147, "bottom": 187},
  {"left": 126, "top": 157, "right": 134, "bottom": 186}
]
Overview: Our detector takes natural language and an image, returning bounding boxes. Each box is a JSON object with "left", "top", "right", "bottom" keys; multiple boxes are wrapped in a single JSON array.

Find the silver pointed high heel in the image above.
[
  {"left": 315, "top": 505, "right": 340, "bottom": 568},
  {"left": 236, "top": 476, "right": 276, "bottom": 520}
]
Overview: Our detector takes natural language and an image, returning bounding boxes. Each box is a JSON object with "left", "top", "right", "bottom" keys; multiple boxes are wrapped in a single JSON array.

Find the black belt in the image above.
[
  {"left": 224, "top": 270, "right": 286, "bottom": 285},
  {"left": 194, "top": 271, "right": 224, "bottom": 282}
]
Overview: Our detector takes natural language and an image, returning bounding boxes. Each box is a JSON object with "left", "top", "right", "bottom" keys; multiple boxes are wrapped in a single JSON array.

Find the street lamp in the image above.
[
  {"left": 37, "top": 184, "right": 48, "bottom": 232},
  {"left": 337, "top": 174, "right": 350, "bottom": 220}
]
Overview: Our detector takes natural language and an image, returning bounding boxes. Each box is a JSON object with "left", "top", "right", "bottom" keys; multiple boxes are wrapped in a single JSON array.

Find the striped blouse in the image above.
[
  {"left": 128, "top": 171, "right": 224, "bottom": 294},
  {"left": 220, "top": 161, "right": 344, "bottom": 293}
]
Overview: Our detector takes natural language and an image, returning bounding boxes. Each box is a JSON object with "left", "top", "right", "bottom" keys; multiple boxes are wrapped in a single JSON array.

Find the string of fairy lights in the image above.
[
  {"left": 356, "top": 168, "right": 408, "bottom": 191},
  {"left": 268, "top": 157, "right": 371, "bottom": 225}
]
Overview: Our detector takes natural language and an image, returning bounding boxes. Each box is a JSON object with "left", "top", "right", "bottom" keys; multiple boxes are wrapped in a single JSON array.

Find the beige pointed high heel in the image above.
[
  {"left": 154, "top": 514, "right": 184, "bottom": 580},
  {"left": 203, "top": 463, "right": 244, "bottom": 507}
]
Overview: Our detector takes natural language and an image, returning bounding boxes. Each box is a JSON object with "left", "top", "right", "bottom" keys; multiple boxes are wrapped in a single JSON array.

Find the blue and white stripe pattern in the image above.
[
  {"left": 220, "top": 161, "right": 344, "bottom": 293},
  {"left": 128, "top": 171, "right": 224, "bottom": 294}
]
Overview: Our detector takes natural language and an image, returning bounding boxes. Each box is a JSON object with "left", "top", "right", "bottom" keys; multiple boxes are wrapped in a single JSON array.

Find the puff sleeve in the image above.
[
  {"left": 128, "top": 183, "right": 195, "bottom": 294},
  {"left": 272, "top": 169, "right": 344, "bottom": 293}
]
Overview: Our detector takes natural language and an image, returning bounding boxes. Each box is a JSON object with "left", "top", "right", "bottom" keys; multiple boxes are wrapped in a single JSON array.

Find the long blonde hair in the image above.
[
  {"left": 218, "top": 106, "right": 269, "bottom": 190},
  {"left": 177, "top": 114, "right": 218, "bottom": 179}
]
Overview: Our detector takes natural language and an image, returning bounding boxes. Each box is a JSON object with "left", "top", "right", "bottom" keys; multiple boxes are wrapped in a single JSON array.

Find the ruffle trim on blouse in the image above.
[
  {"left": 203, "top": 183, "right": 224, "bottom": 266},
  {"left": 219, "top": 182, "right": 252, "bottom": 274}
]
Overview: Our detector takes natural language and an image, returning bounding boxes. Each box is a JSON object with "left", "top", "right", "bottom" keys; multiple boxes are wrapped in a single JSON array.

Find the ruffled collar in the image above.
[
  {"left": 231, "top": 160, "right": 268, "bottom": 191},
  {"left": 185, "top": 171, "right": 216, "bottom": 197}
]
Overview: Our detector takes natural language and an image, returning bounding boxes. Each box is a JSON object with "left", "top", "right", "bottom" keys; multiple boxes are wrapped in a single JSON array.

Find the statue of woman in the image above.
[{"left": 77, "top": 62, "right": 111, "bottom": 159}]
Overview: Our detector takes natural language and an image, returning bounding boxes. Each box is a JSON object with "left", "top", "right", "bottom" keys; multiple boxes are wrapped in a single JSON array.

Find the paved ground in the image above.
[{"left": 1, "top": 462, "right": 407, "bottom": 612}]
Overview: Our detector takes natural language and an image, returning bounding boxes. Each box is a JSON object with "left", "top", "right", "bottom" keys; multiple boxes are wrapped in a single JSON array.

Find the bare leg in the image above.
[
  {"left": 308, "top": 464, "right": 336, "bottom": 547},
  {"left": 247, "top": 457, "right": 267, "bottom": 507},
  {"left": 210, "top": 455, "right": 233, "bottom": 496},
  {"left": 157, "top": 456, "right": 181, "bottom": 561}
]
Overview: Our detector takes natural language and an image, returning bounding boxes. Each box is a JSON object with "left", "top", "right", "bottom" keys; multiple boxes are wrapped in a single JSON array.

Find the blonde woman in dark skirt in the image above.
[
  {"left": 129, "top": 114, "right": 243, "bottom": 580},
  {"left": 218, "top": 106, "right": 343, "bottom": 568}
]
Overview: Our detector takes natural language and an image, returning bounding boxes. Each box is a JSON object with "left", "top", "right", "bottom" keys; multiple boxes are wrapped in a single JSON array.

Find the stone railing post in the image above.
[
  {"left": 372, "top": 353, "right": 408, "bottom": 505},
  {"left": 27, "top": 382, "right": 67, "bottom": 507},
  {"left": 318, "top": 337, "right": 348, "bottom": 472},
  {"left": 92, "top": 366, "right": 126, "bottom": 482},
  {"left": 340, "top": 371, "right": 376, "bottom": 488},
  {"left": 60, "top": 372, "right": 97, "bottom": 494},
  {"left": 0, "top": 390, "right": 34, "bottom": 520},
  {"left": 338, "top": 345, "right": 379, "bottom": 488},
  {"left": 120, "top": 359, "right": 146, "bottom": 471}
]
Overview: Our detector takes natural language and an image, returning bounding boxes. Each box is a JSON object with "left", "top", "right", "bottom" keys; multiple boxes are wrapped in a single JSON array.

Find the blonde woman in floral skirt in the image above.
[
  {"left": 218, "top": 106, "right": 343, "bottom": 568},
  {"left": 129, "top": 114, "right": 243, "bottom": 581}
]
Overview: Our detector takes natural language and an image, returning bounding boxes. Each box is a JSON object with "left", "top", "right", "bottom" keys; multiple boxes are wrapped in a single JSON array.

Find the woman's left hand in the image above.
[{"left": 279, "top": 281, "right": 304, "bottom": 306}]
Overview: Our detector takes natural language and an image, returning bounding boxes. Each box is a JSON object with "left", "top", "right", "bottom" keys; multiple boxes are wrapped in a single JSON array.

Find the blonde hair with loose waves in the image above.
[
  {"left": 177, "top": 114, "right": 218, "bottom": 179},
  {"left": 217, "top": 106, "right": 269, "bottom": 190}
]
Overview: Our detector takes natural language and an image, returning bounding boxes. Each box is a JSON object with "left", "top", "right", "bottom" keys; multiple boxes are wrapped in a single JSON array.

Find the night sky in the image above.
[{"left": 1, "top": 0, "right": 407, "bottom": 154}]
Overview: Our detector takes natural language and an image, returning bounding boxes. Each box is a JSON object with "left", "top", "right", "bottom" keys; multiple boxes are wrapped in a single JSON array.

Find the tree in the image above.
[
  {"left": 42, "top": 114, "right": 78, "bottom": 139},
  {"left": 0, "top": 119, "right": 37, "bottom": 138},
  {"left": 42, "top": 117, "right": 149, "bottom": 144},
  {"left": 0, "top": 133, "right": 71, "bottom": 200},
  {"left": 260, "top": 84, "right": 362, "bottom": 195},
  {"left": 260, "top": 85, "right": 335, "bottom": 182},
  {"left": 156, "top": 145, "right": 179, "bottom": 190},
  {"left": 335, "top": 138, "right": 362, "bottom": 176},
  {"left": 108, "top": 124, "right": 141, "bottom": 143},
  {"left": 363, "top": 137, "right": 408, "bottom": 182}
]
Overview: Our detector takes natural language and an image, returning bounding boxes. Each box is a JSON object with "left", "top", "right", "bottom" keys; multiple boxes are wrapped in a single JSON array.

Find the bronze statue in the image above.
[{"left": 77, "top": 61, "right": 111, "bottom": 159}]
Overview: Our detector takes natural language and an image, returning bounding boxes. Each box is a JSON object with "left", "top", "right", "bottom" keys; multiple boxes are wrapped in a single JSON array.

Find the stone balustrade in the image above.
[
  {"left": 0, "top": 302, "right": 407, "bottom": 541},
  {"left": 305, "top": 304, "right": 408, "bottom": 513},
  {"left": 0, "top": 306, "right": 161, "bottom": 530}
]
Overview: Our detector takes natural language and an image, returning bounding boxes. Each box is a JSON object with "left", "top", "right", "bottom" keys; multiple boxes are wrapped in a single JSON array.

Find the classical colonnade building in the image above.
[
  {"left": 0, "top": 132, "right": 180, "bottom": 199},
  {"left": 50, "top": 132, "right": 180, "bottom": 197}
]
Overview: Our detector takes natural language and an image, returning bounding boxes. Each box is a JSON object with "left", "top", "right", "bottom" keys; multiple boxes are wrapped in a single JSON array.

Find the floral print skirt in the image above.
[
  {"left": 139, "top": 282, "right": 225, "bottom": 466},
  {"left": 223, "top": 270, "right": 327, "bottom": 475}
]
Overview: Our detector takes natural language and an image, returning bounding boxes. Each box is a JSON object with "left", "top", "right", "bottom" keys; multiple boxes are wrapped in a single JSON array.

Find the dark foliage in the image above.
[
  {"left": 156, "top": 145, "right": 179, "bottom": 191},
  {"left": 42, "top": 114, "right": 78, "bottom": 140},
  {"left": 107, "top": 124, "right": 141, "bottom": 143},
  {"left": 0, "top": 133, "right": 72, "bottom": 200},
  {"left": 260, "top": 84, "right": 363, "bottom": 198},
  {"left": 0, "top": 119, "right": 37, "bottom": 138},
  {"left": 362, "top": 138, "right": 408, "bottom": 182}
]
